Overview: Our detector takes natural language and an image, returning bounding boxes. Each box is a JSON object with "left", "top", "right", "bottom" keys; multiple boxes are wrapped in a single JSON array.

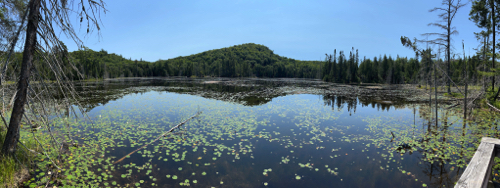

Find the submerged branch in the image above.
[
  {"left": 446, "top": 103, "right": 460, "bottom": 109},
  {"left": 445, "top": 92, "right": 483, "bottom": 110},
  {"left": 33, "top": 135, "right": 61, "bottom": 170},
  {"left": 113, "top": 111, "right": 202, "bottom": 164}
]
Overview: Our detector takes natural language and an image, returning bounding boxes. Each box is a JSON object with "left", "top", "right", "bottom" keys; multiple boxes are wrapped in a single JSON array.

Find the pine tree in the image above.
[{"left": 470, "top": 0, "right": 500, "bottom": 94}]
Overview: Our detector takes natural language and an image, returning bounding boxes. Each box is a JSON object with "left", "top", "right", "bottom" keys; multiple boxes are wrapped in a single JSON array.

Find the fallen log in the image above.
[
  {"left": 446, "top": 103, "right": 460, "bottom": 109},
  {"left": 113, "top": 111, "right": 202, "bottom": 164},
  {"left": 486, "top": 100, "right": 500, "bottom": 113}
]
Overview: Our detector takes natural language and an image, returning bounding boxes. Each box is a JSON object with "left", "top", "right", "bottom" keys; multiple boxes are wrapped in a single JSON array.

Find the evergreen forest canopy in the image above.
[{"left": 2, "top": 43, "right": 483, "bottom": 85}]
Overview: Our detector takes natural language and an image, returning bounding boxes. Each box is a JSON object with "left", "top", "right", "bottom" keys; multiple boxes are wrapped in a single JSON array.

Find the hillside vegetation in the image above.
[
  {"left": 2, "top": 43, "right": 483, "bottom": 85},
  {"left": 69, "top": 43, "right": 322, "bottom": 79}
]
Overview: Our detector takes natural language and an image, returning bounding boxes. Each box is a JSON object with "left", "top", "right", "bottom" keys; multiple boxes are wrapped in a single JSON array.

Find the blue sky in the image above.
[{"left": 62, "top": 0, "right": 482, "bottom": 62}]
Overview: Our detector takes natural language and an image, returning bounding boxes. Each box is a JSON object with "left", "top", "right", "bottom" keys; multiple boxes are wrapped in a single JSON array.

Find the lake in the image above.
[{"left": 24, "top": 78, "right": 500, "bottom": 188}]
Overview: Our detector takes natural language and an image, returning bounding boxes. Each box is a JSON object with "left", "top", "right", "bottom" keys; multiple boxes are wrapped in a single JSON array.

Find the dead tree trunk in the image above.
[
  {"left": 463, "top": 42, "right": 468, "bottom": 121},
  {"left": 464, "top": 72, "right": 468, "bottom": 120},
  {"left": 484, "top": 34, "right": 488, "bottom": 93},
  {"left": 1, "top": 0, "right": 41, "bottom": 156},
  {"left": 447, "top": 2, "right": 451, "bottom": 94},
  {"left": 434, "top": 59, "right": 438, "bottom": 127},
  {"left": 493, "top": 1, "right": 496, "bottom": 92}
]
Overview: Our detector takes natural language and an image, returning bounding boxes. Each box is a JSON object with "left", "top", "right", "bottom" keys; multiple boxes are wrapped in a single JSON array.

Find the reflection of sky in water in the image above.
[{"left": 72, "top": 90, "right": 460, "bottom": 188}]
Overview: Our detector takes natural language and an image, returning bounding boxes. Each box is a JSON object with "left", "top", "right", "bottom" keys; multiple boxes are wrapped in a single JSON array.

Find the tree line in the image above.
[
  {"left": 326, "top": 48, "right": 483, "bottom": 85},
  {"left": 1, "top": 43, "right": 486, "bottom": 86},
  {"left": 63, "top": 43, "right": 322, "bottom": 79}
]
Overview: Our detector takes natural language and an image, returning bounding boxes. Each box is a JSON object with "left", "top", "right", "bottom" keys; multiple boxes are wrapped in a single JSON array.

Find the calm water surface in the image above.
[{"left": 32, "top": 78, "right": 496, "bottom": 188}]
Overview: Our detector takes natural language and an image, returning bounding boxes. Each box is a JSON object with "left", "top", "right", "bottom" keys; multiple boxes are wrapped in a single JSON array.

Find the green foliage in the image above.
[
  {"left": 486, "top": 86, "right": 500, "bottom": 107},
  {"left": 2, "top": 42, "right": 488, "bottom": 86},
  {"left": 469, "top": 0, "right": 499, "bottom": 30},
  {"left": 0, "top": 125, "right": 31, "bottom": 188},
  {"left": 62, "top": 43, "right": 322, "bottom": 79},
  {"left": 365, "top": 108, "right": 500, "bottom": 183},
  {"left": 487, "top": 86, "right": 498, "bottom": 97},
  {"left": 0, "top": 124, "right": 16, "bottom": 187},
  {"left": 0, "top": 117, "right": 69, "bottom": 187},
  {"left": 0, "top": 155, "right": 18, "bottom": 187},
  {"left": 328, "top": 52, "right": 419, "bottom": 84}
]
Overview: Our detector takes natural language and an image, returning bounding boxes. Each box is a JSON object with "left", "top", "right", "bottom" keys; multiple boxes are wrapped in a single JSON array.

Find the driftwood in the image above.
[
  {"left": 0, "top": 111, "right": 7, "bottom": 130},
  {"left": 486, "top": 100, "right": 500, "bottom": 112},
  {"left": 113, "top": 111, "right": 202, "bottom": 164},
  {"left": 8, "top": 90, "right": 17, "bottom": 108},
  {"left": 445, "top": 92, "right": 483, "bottom": 110},
  {"left": 467, "top": 92, "right": 483, "bottom": 107},
  {"left": 446, "top": 103, "right": 460, "bottom": 109}
]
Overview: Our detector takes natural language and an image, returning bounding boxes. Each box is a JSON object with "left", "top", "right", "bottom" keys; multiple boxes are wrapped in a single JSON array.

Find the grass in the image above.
[
  {"left": 0, "top": 127, "right": 31, "bottom": 188},
  {"left": 0, "top": 119, "right": 53, "bottom": 187},
  {"left": 0, "top": 155, "right": 27, "bottom": 188},
  {"left": 416, "top": 85, "right": 484, "bottom": 92},
  {"left": 0, "top": 155, "right": 16, "bottom": 186},
  {"left": 3, "top": 81, "right": 15, "bottom": 85},
  {"left": 488, "top": 98, "right": 500, "bottom": 109},
  {"left": 0, "top": 107, "right": 83, "bottom": 187},
  {"left": 82, "top": 78, "right": 104, "bottom": 82},
  {"left": 417, "top": 85, "right": 448, "bottom": 91},
  {"left": 493, "top": 101, "right": 500, "bottom": 109},
  {"left": 443, "top": 92, "right": 464, "bottom": 98}
]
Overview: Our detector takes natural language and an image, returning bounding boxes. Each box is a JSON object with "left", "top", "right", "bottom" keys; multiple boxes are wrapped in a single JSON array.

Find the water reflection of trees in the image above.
[
  {"left": 322, "top": 95, "right": 357, "bottom": 115},
  {"left": 49, "top": 78, "right": 498, "bottom": 187},
  {"left": 321, "top": 95, "right": 411, "bottom": 114},
  {"left": 65, "top": 78, "right": 278, "bottom": 111},
  {"left": 364, "top": 102, "right": 500, "bottom": 187},
  {"left": 63, "top": 78, "right": 420, "bottom": 114},
  {"left": 417, "top": 109, "right": 467, "bottom": 187}
]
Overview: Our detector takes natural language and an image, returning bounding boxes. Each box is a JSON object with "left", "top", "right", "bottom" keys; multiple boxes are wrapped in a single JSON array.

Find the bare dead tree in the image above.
[
  {"left": 0, "top": 0, "right": 106, "bottom": 159},
  {"left": 463, "top": 42, "right": 468, "bottom": 120},
  {"left": 424, "top": 0, "right": 467, "bottom": 94}
]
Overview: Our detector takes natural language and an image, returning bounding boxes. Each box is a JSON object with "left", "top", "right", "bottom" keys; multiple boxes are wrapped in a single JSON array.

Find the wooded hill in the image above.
[
  {"left": 69, "top": 43, "right": 323, "bottom": 79},
  {"left": 2, "top": 43, "right": 485, "bottom": 85}
]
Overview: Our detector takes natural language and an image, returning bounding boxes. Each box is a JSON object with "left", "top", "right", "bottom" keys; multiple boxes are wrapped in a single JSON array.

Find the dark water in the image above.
[{"left": 25, "top": 78, "right": 500, "bottom": 188}]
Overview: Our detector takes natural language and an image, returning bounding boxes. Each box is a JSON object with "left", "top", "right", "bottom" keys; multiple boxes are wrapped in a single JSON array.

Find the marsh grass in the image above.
[
  {"left": 417, "top": 85, "right": 483, "bottom": 92},
  {"left": 443, "top": 92, "right": 464, "bottom": 98},
  {"left": 82, "top": 78, "right": 104, "bottom": 82},
  {"left": 0, "top": 155, "right": 19, "bottom": 187},
  {"left": 0, "top": 128, "right": 31, "bottom": 188}
]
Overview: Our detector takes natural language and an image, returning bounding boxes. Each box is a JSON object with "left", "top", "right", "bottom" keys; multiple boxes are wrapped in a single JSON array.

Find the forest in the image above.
[
  {"left": 2, "top": 43, "right": 322, "bottom": 80},
  {"left": 2, "top": 43, "right": 485, "bottom": 87}
]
